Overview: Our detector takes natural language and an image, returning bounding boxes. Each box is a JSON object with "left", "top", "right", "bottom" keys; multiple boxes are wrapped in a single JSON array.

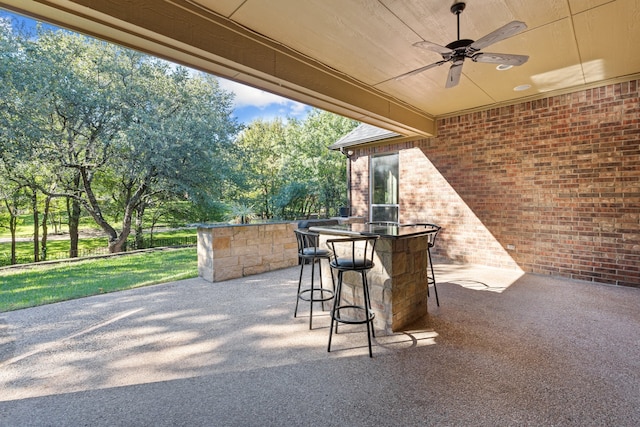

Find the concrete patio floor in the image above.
[{"left": 1, "top": 263, "right": 639, "bottom": 426}]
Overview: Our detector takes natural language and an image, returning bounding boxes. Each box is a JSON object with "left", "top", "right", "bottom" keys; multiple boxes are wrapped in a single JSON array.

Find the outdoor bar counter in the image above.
[{"left": 309, "top": 223, "right": 438, "bottom": 334}]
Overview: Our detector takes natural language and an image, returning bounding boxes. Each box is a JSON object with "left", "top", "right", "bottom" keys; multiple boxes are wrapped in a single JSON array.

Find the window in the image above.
[{"left": 370, "top": 153, "right": 399, "bottom": 222}]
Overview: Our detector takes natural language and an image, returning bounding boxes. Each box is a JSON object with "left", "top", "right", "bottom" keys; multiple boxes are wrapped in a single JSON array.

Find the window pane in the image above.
[
  {"left": 370, "top": 153, "right": 399, "bottom": 223},
  {"left": 372, "top": 154, "right": 398, "bottom": 204},
  {"left": 371, "top": 205, "right": 398, "bottom": 222}
]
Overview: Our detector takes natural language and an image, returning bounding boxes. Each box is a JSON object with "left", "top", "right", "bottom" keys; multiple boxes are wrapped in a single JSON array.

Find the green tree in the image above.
[
  {"left": 0, "top": 164, "right": 28, "bottom": 265},
  {"left": 0, "top": 19, "right": 31, "bottom": 263},
  {"left": 234, "top": 119, "right": 288, "bottom": 219},
  {"left": 232, "top": 111, "right": 358, "bottom": 220},
  {"left": 301, "top": 110, "right": 357, "bottom": 216},
  {"left": 280, "top": 110, "right": 358, "bottom": 218},
  {"left": 1, "top": 26, "right": 240, "bottom": 253}
]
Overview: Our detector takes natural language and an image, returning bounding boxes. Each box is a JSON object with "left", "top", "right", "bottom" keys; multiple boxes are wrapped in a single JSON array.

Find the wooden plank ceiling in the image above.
[{"left": 1, "top": 0, "right": 639, "bottom": 137}]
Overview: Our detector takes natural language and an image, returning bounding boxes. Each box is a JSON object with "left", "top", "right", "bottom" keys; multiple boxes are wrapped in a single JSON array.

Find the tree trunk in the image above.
[
  {"left": 79, "top": 168, "right": 120, "bottom": 251},
  {"left": 68, "top": 198, "right": 81, "bottom": 258},
  {"left": 134, "top": 203, "right": 145, "bottom": 249},
  {"left": 41, "top": 194, "right": 51, "bottom": 261},
  {"left": 108, "top": 218, "right": 131, "bottom": 253},
  {"left": 10, "top": 215, "right": 17, "bottom": 265},
  {"left": 150, "top": 210, "right": 164, "bottom": 248},
  {"left": 31, "top": 189, "right": 39, "bottom": 263},
  {"left": 3, "top": 198, "right": 18, "bottom": 265},
  {"left": 79, "top": 168, "right": 149, "bottom": 254},
  {"left": 263, "top": 184, "right": 270, "bottom": 219},
  {"left": 68, "top": 174, "right": 82, "bottom": 258}
]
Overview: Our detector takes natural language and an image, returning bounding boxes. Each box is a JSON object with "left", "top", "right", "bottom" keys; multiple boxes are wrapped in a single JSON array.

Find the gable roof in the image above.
[{"left": 330, "top": 123, "right": 401, "bottom": 151}]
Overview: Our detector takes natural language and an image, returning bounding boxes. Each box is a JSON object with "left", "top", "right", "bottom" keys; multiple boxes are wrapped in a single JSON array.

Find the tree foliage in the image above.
[
  {"left": 1, "top": 17, "right": 358, "bottom": 264},
  {"left": 1, "top": 23, "right": 241, "bottom": 253},
  {"left": 233, "top": 110, "right": 358, "bottom": 219}
]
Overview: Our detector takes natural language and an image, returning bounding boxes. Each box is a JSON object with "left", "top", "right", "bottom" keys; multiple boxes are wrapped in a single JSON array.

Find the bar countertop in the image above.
[{"left": 309, "top": 223, "right": 438, "bottom": 239}]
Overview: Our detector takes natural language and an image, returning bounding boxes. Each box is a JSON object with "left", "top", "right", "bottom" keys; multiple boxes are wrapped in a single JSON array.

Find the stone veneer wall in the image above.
[
  {"left": 349, "top": 79, "right": 639, "bottom": 286},
  {"left": 318, "top": 234, "right": 429, "bottom": 334},
  {"left": 198, "top": 222, "right": 298, "bottom": 282}
]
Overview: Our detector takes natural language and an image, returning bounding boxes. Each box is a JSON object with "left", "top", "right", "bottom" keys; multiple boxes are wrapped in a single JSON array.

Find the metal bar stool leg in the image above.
[
  {"left": 361, "top": 271, "right": 374, "bottom": 357},
  {"left": 362, "top": 271, "right": 375, "bottom": 339},
  {"left": 309, "top": 258, "right": 316, "bottom": 329},
  {"left": 318, "top": 258, "right": 327, "bottom": 312},
  {"left": 294, "top": 260, "right": 304, "bottom": 318},
  {"left": 328, "top": 271, "right": 343, "bottom": 352},
  {"left": 427, "top": 246, "right": 439, "bottom": 307}
]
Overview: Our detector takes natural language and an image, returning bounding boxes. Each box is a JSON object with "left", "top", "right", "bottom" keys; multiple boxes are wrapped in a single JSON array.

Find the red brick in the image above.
[{"left": 350, "top": 79, "right": 640, "bottom": 286}]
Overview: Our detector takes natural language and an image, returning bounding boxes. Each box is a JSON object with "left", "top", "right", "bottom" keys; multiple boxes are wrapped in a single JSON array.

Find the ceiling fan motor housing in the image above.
[
  {"left": 450, "top": 2, "right": 466, "bottom": 15},
  {"left": 445, "top": 39, "right": 474, "bottom": 50},
  {"left": 445, "top": 39, "right": 475, "bottom": 62}
]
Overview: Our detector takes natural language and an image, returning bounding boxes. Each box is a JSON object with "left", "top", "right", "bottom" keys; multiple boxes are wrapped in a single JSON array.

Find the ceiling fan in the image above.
[{"left": 395, "top": 2, "right": 529, "bottom": 88}]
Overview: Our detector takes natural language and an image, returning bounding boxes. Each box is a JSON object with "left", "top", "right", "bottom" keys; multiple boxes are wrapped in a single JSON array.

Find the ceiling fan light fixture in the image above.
[
  {"left": 496, "top": 64, "right": 513, "bottom": 71},
  {"left": 514, "top": 84, "right": 532, "bottom": 91}
]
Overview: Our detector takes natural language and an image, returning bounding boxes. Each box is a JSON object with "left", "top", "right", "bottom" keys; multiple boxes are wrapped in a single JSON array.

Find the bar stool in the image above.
[
  {"left": 294, "top": 229, "right": 334, "bottom": 329},
  {"left": 407, "top": 223, "right": 442, "bottom": 306},
  {"left": 326, "top": 236, "right": 379, "bottom": 357}
]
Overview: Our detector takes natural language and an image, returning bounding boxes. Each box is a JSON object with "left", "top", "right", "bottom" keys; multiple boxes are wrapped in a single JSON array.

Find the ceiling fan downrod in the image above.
[
  {"left": 451, "top": 2, "right": 466, "bottom": 41},
  {"left": 446, "top": 2, "right": 473, "bottom": 53}
]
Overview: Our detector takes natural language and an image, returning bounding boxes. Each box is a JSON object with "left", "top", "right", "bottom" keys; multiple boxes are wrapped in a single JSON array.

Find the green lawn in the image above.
[
  {"left": 4, "top": 213, "right": 99, "bottom": 238},
  {"left": 0, "top": 247, "right": 198, "bottom": 312},
  {"left": 0, "top": 228, "right": 197, "bottom": 266}
]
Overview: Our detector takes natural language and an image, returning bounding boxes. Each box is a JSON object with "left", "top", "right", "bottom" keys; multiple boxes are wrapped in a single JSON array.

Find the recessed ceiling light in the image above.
[
  {"left": 496, "top": 64, "right": 513, "bottom": 71},
  {"left": 514, "top": 84, "right": 532, "bottom": 91}
]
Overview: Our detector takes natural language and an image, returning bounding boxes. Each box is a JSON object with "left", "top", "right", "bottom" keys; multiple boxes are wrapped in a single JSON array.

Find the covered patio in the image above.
[{"left": 2, "top": 264, "right": 639, "bottom": 426}]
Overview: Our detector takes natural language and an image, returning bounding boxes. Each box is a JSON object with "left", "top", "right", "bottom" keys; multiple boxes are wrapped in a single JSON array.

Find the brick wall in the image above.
[{"left": 350, "top": 79, "right": 639, "bottom": 286}]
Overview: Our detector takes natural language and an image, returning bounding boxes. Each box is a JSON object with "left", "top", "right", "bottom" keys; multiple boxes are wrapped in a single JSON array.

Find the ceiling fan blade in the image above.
[
  {"left": 445, "top": 62, "right": 463, "bottom": 88},
  {"left": 413, "top": 40, "right": 453, "bottom": 56},
  {"left": 394, "top": 60, "right": 447, "bottom": 81},
  {"left": 473, "top": 52, "right": 529, "bottom": 66},
  {"left": 469, "top": 21, "right": 527, "bottom": 51}
]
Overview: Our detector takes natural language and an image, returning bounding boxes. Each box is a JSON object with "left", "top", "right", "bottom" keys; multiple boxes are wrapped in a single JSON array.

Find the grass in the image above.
[
  {"left": 3, "top": 213, "right": 99, "bottom": 238},
  {"left": 0, "top": 228, "right": 197, "bottom": 265},
  {"left": 0, "top": 247, "right": 198, "bottom": 312}
]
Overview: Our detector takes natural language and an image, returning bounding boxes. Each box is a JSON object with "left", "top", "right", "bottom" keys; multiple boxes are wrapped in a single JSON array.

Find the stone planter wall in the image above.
[{"left": 198, "top": 222, "right": 298, "bottom": 282}]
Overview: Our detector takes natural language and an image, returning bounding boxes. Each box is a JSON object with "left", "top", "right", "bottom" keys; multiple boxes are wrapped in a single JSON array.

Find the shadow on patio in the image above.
[{"left": 1, "top": 263, "right": 639, "bottom": 426}]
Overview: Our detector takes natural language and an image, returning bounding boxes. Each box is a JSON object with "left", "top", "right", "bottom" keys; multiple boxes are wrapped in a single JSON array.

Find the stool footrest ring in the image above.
[
  {"left": 298, "top": 288, "right": 334, "bottom": 303},
  {"left": 331, "top": 304, "right": 375, "bottom": 325}
]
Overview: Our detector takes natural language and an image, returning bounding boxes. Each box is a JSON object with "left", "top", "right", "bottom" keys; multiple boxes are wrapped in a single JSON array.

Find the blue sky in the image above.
[
  {"left": 218, "top": 79, "right": 311, "bottom": 125},
  {"left": 0, "top": 9, "right": 312, "bottom": 125}
]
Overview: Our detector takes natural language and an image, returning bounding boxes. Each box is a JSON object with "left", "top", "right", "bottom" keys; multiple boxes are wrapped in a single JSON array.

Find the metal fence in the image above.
[{"left": 0, "top": 235, "right": 197, "bottom": 267}]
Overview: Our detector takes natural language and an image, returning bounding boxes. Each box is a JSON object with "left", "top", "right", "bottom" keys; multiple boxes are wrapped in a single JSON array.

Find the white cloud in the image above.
[
  {"left": 219, "top": 78, "right": 309, "bottom": 115},
  {"left": 218, "top": 78, "right": 287, "bottom": 108},
  {"left": 288, "top": 101, "right": 309, "bottom": 117}
]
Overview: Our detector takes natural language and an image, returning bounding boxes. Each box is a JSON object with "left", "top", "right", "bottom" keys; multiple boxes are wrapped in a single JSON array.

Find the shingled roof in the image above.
[{"left": 329, "top": 123, "right": 401, "bottom": 151}]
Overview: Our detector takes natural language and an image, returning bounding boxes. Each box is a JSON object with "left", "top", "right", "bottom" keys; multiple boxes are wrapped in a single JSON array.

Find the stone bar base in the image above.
[
  {"left": 198, "top": 222, "right": 298, "bottom": 282},
  {"left": 319, "top": 234, "right": 429, "bottom": 334}
]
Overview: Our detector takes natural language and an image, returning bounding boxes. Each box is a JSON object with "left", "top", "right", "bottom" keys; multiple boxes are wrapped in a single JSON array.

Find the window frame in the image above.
[{"left": 369, "top": 152, "right": 399, "bottom": 223}]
